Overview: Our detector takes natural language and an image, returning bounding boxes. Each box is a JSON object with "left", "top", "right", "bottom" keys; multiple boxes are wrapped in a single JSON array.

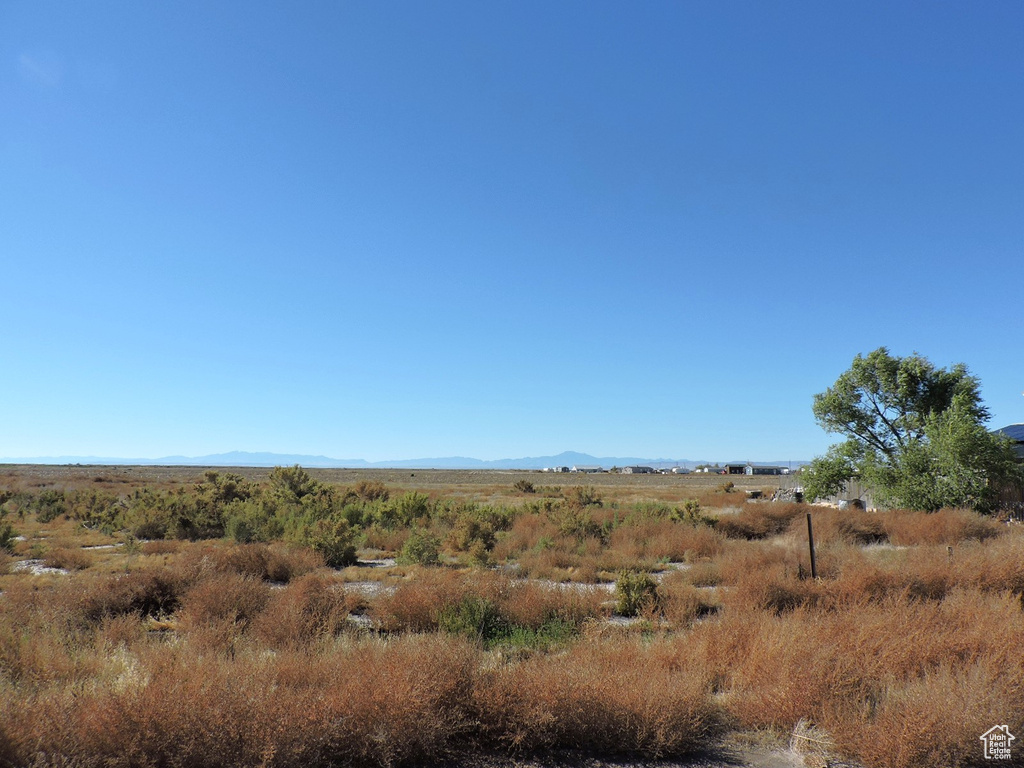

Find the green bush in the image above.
[
  {"left": 0, "top": 513, "right": 16, "bottom": 553},
  {"left": 447, "top": 514, "right": 496, "bottom": 554},
  {"left": 563, "top": 485, "right": 602, "bottom": 508},
  {"left": 438, "top": 596, "right": 508, "bottom": 643},
  {"left": 615, "top": 570, "right": 659, "bottom": 617},
  {"left": 671, "top": 499, "right": 717, "bottom": 527},
  {"left": 397, "top": 528, "right": 441, "bottom": 566},
  {"left": 31, "top": 490, "right": 67, "bottom": 523},
  {"left": 288, "top": 515, "right": 357, "bottom": 568}
]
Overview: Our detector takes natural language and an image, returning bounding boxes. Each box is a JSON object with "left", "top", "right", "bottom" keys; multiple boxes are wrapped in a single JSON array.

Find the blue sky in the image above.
[{"left": 2, "top": 1, "right": 1022, "bottom": 462}]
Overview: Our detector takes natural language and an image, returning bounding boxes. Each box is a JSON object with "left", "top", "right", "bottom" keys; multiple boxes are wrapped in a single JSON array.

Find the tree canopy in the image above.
[{"left": 804, "top": 348, "right": 1021, "bottom": 513}]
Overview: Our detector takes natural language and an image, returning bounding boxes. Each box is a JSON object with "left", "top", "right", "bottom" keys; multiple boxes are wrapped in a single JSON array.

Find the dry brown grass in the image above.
[
  {"left": 41, "top": 546, "right": 93, "bottom": 571},
  {"left": 474, "top": 637, "right": 724, "bottom": 758},
  {"left": 606, "top": 518, "right": 725, "bottom": 563},
  {"left": 881, "top": 507, "right": 1002, "bottom": 546},
  {"left": 176, "top": 541, "right": 323, "bottom": 583},
  {"left": 715, "top": 502, "right": 810, "bottom": 539},
  {"left": 657, "top": 572, "right": 721, "bottom": 627},
  {"left": 251, "top": 573, "right": 355, "bottom": 649},
  {"left": 372, "top": 569, "right": 608, "bottom": 635},
  {"left": 0, "top": 636, "right": 481, "bottom": 768},
  {"left": 176, "top": 572, "right": 272, "bottom": 651}
]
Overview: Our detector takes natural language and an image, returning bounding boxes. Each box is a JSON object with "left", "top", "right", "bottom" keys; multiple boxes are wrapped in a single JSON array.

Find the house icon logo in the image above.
[{"left": 980, "top": 725, "right": 1015, "bottom": 760}]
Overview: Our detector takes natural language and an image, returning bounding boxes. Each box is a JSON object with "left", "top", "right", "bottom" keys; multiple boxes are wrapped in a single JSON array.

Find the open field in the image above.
[{"left": 1, "top": 465, "right": 1021, "bottom": 768}]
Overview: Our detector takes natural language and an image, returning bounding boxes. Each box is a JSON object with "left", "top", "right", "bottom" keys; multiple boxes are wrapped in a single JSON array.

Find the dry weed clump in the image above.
[
  {"left": 0, "top": 636, "right": 480, "bottom": 768},
  {"left": 72, "top": 567, "right": 185, "bottom": 626},
  {"left": 714, "top": 539, "right": 801, "bottom": 586},
  {"left": 606, "top": 519, "right": 724, "bottom": 565},
  {"left": 791, "top": 508, "right": 888, "bottom": 546},
  {"left": 715, "top": 502, "right": 809, "bottom": 540},
  {"left": 657, "top": 572, "right": 720, "bottom": 626},
  {"left": 373, "top": 567, "right": 472, "bottom": 632},
  {"left": 498, "top": 579, "right": 608, "bottom": 630},
  {"left": 176, "top": 541, "right": 323, "bottom": 583},
  {"left": 828, "top": 658, "right": 1024, "bottom": 768},
  {"left": 41, "top": 546, "right": 93, "bottom": 571},
  {"left": 882, "top": 507, "right": 1002, "bottom": 546},
  {"left": 140, "top": 538, "right": 180, "bottom": 555},
  {"left": 688, "top": 587, "right": 1024, "bottom": 752},
  {"left": 251, "top": 573, "right": 353, "bottom": 649},
  {"left": 176, "top": 572, "right": 272, "bottom": 651},
  {"left": 474, "top": 637, "right": 724, "bottom": 758},
  {"left": 373, "top": 570, "right": 606, "bottom": 638}
]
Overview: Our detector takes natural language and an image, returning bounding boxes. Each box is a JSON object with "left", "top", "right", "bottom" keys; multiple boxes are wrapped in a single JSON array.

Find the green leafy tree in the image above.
[{"left": 806, "top": 348, "right": 1021, "bottom": 512}]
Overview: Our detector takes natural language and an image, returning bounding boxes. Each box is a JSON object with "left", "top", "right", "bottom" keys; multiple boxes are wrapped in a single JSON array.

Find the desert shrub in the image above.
[
  {"left": 549, "top": 505, "right": 603, "bottom": 541},
  {"left": 30, "top": 489, "right": 67, "bottom": 523},
  {"left": 438, "top": 596, "right": 509, "bottom": 643},
  {"left": 396, "top": 491, "right": 431, "bottom": 523},
  {"left": 65, "top": 488, "right": 120, "bottom": 528},
  {"left": 447, "top": 513, "right": 496, "bottom": 555},
  {"left": 563, "top": 485, "right": 602, "bottom": 508},
  {"left": 615, "top": 570, "right": 658, "bottom": 617},
  {"left": 0, "top": 512, "right": 15, "bottom": 553},
  {"left": 293, "top": 516, "right": 358, "bottom": 568},
  {"left": 353, "top": 480, "right": 389, "bottom": 502},
  {"left": 397, "top": 528, "right": 441, "bottom": 566},
  {"left": 670, "top": 498, "right": 717, "bottom": 526},
  {"left": 513, "top": 479, "right": 535, "bottom": 494},
  {"left": 268, "top": 464, "right": 320, "bottom": 502},
  {"left": 223, "top": 498, "right": 281, "bottom": 543}
]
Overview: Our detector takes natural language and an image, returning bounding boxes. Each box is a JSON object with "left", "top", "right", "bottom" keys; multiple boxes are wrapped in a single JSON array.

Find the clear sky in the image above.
[{"left": 2, "top": 2, "right": 1022, "bottom": 463}]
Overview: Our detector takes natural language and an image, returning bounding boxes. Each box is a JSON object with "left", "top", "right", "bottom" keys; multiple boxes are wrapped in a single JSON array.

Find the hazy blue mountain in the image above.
[{"left": 0, "top": 451, "right": 806, "bottom": 469}]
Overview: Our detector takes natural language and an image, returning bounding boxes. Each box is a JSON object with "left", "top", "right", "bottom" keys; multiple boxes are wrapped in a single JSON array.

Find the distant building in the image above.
[
  {"left": 724, "top": 463, "right": 747, "bottom": 475},
  {"left": 671, "top": 467, "right": 691, "bottom": 474},
  {"left": 621, "top": 466, "right": 654, "bottom": 474},
  {"left": 571, "top": 465, "right": 603, "bottom": 473},
  {"left": 744, "top": 464, "right": 788, "bottom": 476}
]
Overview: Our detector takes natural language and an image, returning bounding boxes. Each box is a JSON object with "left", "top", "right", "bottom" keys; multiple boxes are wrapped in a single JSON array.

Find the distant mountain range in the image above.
[{"left": 0, "top": 450, "right": 806, "bottom": 470}]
